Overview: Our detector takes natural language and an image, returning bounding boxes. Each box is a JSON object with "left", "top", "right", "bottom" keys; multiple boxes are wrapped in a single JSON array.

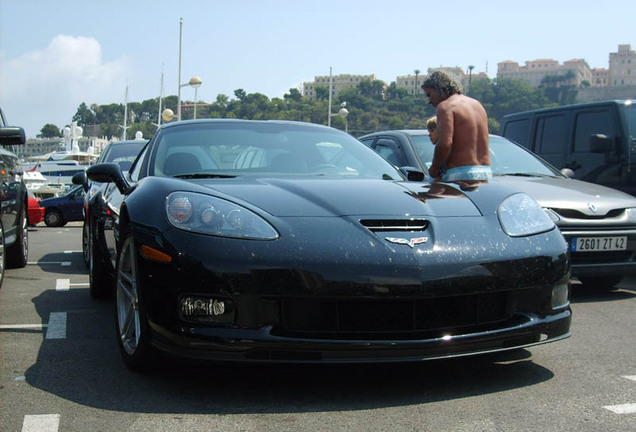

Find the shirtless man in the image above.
[{"left": 422, "top": 71, "right": 491, "bottom": 183}]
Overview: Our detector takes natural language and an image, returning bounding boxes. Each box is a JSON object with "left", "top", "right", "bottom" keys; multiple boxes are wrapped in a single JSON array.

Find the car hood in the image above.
[
  {"left": 191, "top": 178, "right": 484, "bottom": 218},
  {"left": 494, "top": 175, "right": 636, "bottom": 214}
]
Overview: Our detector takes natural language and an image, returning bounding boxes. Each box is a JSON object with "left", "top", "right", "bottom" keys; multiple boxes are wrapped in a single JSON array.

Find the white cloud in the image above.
[{"left": 0, "top": 35, "right": 129, "bottom": 138}]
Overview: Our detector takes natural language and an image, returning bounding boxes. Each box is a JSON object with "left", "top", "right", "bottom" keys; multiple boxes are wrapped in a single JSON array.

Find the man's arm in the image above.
[{"left": 429, "top": 103, "right": 453, "bottom": 178}]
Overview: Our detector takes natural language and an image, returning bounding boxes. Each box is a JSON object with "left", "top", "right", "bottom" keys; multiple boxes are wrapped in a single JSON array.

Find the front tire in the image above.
[
  {"left": 44, "top": 209, "right": 66, "bottom": 227},
  {"left": 89, "top": 220, "right": 113, "bottom": 299},
  {"left": 82, "top": 221, "right": 90, "bottom": 268},
  {"left": 6, "top": 207, "right": 28, "bottom": 268},
  {"left": 0, "top": 222, "right": 6, "bottom": 290},
  {"left": 115, "top": 235, "right": 156, "bottom": 372}
]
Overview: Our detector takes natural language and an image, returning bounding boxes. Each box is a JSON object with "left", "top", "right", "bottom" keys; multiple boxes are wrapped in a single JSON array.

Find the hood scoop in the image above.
[{"left": 360, "top": 219, "right": 429, "bottom": 232}]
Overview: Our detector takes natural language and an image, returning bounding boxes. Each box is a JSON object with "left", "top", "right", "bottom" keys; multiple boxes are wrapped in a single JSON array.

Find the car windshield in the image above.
[
  {"left": 148, "top": 121, "right": 404, "bottom": 180},
  {"left": 411, "top": 134, "right": 561, "bottom": 177},
  {"left": 100, "top": 141, "right": 146, "bottom": 171}
]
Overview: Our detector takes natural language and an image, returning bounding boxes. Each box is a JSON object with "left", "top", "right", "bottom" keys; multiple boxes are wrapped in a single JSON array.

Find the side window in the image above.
[
  {"left": 535, "top": 115, "right": 567, "bottom": 155},
  {"left": 502, "top": 118, "right": 530, "bottom": 147},
  {"left": 573, "top": 109, "right": 615, "bottom": 152},
  {"left": 358, "top": 137, "right": 374, "bottom": 148},
  {"left": 129, "top": 145, "right": 147, "bottom": 182},
  {"left": 374, "top": 138, "right": 406, "bottom": 166}
]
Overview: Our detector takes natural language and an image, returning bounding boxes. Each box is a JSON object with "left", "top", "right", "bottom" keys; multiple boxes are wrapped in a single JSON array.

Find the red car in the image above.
[{"left": 27, "top": 192, "right": 44, "bottom": 226}]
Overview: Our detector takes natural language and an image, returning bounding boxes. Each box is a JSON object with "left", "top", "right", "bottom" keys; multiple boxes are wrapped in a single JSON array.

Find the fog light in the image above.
[
  {"left": 551, "top": 282, "right": 570, "bottom": 309},
  {"left": 181, "top": 296, "right": 235, "bottom": 323}
]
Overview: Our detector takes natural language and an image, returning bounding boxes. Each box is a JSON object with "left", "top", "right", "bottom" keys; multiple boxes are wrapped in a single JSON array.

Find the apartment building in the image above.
[
  {"left": 303, "top": 74, "right": 376, "bottom": 100},
  {"left": 398, "top": 67, "right": 488, "bottom": 95},
  {"left": 609, "top": 44, "right": 636, "bottom": 87},
  {"left": 497, "top": 44, "right": 633, "bottom": 89}
]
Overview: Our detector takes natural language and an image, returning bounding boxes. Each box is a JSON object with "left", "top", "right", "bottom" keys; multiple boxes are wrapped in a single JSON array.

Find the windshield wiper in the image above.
[
  {"left": 496, "top": 172, "right": 551, "bottom": 178},
  {"left": 173, "top": 173, "right": 236, "bottom": 179}
]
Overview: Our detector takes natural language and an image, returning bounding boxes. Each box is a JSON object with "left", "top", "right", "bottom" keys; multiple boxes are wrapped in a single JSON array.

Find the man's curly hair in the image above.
[{"left": 422, "top": 71, "right": 463, "bottom": 98}]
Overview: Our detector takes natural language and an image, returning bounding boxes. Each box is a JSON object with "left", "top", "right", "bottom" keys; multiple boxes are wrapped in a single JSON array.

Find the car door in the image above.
[
  {"left": 532, "top": 113, "right": 570, "bottom": 170},
  {"left": 61, "top": 186, "right": 86, "bottom": 221},
  {"left": 0, "top": 152, "right": 19, "bottom": 238},
  {"left": 569, "top": 106, "right": 619, "bottom": 181}
]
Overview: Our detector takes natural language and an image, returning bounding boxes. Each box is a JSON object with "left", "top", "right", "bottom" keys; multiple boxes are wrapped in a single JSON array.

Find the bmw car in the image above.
[
  {"left": 81, "top": 119, "right": 571, "bottom": 371},
  {"left": 360, "top": 130, "right": 636, "bottom": 291}
]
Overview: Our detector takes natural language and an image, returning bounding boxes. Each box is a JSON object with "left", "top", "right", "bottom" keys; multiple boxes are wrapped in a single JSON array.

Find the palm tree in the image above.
[{"left": 414, "top": 69, "right": 420, "bottom": 95}]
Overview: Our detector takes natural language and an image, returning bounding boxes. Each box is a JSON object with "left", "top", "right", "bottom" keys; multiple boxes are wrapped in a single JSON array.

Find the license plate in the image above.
[{"left": 572, "top": 236, "right": 627, "bottom": 252}]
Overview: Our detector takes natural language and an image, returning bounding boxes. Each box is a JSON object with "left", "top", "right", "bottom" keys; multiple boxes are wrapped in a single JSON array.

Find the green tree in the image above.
[
  {"left": 315, "top": 86, "right": 329, "bottom": 101},
  {"left": 72, "top": 102, "right": 96, "bottom": 127},
  {"left": 38, "top": 123, "right": 62, "bottom": 138}
]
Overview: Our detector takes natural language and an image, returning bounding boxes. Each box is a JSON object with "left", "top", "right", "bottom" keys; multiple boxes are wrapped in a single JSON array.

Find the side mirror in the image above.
[
  {"left": 72, "top": 171, "right": 89, "bottom": 192},
  {"left": 87, "top": 163, "right": 132, "bottom": 194},
  {"left": 0, "top": 126, "right": 26, "bottom": 145},
  {"left": 589, "top": 134, "right": 612, "bottom": 153},
  {"left": 399, "top": 166, "right": 425, "bottom": 182},
  {"left": 560, "top": 168, "right": 575, "bottom": 178}
]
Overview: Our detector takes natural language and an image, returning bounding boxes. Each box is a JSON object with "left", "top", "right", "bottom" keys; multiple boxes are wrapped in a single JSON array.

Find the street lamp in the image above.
[
  {"left": 186, "top": 76, "right": 203, "bottom": 119},
  {"left": 175, "top": 18, "right": 203, "bottom": 121},
  {"left": 328, "top": 66, "right": 334, "bottom": 126},
  {"left": 330, "top": 101, "right": 349, "bottom": 132},
  {"left": 178, "top": 75, "right": 202, "bottom": 121}
]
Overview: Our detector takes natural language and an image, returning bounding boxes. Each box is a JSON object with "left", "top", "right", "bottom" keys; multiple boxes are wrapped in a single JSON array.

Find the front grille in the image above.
[
  {"left": 553, "top": 208, "right": 624, "bottom": 220},
  {"left": 280, "top": 291, "right": 509, "bottom": 339}
]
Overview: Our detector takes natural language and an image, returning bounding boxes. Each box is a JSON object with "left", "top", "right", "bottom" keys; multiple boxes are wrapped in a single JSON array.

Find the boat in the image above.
[
  {"left": 27, "top": 159, "right": 88, "bottom": 187},
  {"left": 22, "top": 167, "right": 66, "bottom": 198}
]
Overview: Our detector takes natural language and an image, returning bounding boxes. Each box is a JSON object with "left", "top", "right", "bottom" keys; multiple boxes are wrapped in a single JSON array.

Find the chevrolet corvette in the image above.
[{"left": 82, "top": 119, "right": 571, "bottom": 371}]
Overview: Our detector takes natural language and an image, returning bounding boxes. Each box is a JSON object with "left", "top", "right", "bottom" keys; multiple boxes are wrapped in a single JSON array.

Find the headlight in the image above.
[
  {"left": 498, "top": 193, "right": 555, "bottom": 237},
  {"left": 166, "top": 192, "right": 279, "bottom": 240},
  {"left": 625, "top": 208, "right": 636, "bottom": 223}
]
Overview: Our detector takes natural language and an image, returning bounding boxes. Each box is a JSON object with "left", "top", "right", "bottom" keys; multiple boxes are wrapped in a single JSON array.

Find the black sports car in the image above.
[{"left": 81, "top": 119, "right": 571, "bottom": 371}]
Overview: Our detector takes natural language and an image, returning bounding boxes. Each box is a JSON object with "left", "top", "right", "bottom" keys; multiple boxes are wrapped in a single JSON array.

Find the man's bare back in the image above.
[{"left": 423, "top": 71, "right": 491, "bottom": 182}]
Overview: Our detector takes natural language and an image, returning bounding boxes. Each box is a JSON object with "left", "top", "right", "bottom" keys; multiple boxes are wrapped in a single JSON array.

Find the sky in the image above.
[{"left": 1, "top": 0, "right": 634, "bottom": 138}]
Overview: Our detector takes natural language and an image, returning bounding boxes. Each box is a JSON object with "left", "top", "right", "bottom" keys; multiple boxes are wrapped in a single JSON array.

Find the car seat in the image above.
[{"left": 163, "top": 152, "right": 202, "bottom": 176}]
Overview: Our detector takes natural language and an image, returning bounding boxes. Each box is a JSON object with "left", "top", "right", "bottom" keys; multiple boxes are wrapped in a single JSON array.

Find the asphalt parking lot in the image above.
[{"left": 1, "top": 223, "right": 635, "bottom": 432}]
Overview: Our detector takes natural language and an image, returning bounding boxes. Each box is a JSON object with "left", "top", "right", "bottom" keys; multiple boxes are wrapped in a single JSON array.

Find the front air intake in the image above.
[{"left": 360, "top": 219, "right": 428, "bottom": 232}]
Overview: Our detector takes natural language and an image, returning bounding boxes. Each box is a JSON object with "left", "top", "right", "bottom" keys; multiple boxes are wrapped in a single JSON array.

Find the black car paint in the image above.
[
  {"left": 359, "top": 129, "right": 636, "bottom": 288},
  {"left": 0, "top": 107, "right": 29, "bottom": 286},
  {"left": 85, "top": 119, "right": 571, "bottom": 367}
]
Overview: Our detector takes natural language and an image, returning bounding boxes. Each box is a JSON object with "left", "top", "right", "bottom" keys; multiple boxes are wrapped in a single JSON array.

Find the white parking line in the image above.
[
  {"left": 603, "top": 403, "right": 636, "bottom": 414},
  {"left": 0, "top": 324, "right": 46, "bottom": 330},
  {"left": 27, "top": 261, "right": 72, "bottom": 266},
  {"left": 603, "top": 375, "right": 636, "bottom": 415},
  {"left": 55, "top": 278, "right": 89, "bottom": 290},
  {"left": 45, "top": 312, "right": 66, "bottom": 340},
  {"left": 55, "top": 279, "right": 70, "bottom": 291},
  {"left": 22, "top": 414, "right": 60, "bottom": 432}
]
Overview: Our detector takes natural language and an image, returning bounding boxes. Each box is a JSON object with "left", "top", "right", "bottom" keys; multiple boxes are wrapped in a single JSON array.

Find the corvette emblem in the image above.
[{"left": 385, "top": 236, "right": 429, "bottom": 248}]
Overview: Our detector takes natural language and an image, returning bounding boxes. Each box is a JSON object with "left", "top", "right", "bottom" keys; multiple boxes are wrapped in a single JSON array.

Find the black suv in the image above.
[{"left": 0, "top": 107, "right": 29, "bottom": 289}]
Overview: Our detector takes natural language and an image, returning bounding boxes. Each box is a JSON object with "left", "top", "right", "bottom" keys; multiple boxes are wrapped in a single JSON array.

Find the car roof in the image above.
[{"left": 157, "top": 118, "right": 332, "bottom": 132}]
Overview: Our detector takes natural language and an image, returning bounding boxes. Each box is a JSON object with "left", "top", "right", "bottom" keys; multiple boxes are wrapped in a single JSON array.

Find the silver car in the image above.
[{"left": 360, "top": 130, "right": 636, "bottom": 290}]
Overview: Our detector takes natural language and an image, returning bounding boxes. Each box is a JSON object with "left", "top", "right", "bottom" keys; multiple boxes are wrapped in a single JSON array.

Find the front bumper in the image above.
[{"left": 148, "top": 309, "right": 572, "bottom": 363}]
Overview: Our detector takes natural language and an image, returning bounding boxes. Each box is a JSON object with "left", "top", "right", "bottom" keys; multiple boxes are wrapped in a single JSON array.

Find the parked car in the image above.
[
  {"left": 80, "top": 119, "right": 571, "bottom": 372},
  {"left": 27, "top": 191, "right": 44, "bottom": 226},
  {"left": 76, "top": 138, "right": 147, "bottom": 267},
  {"left": 0, "top": 107, "right": 29, "bottom": 289},
  {"left": 359, "top": 129, "right": 636, "bottom": 290},
  {"left": 499, "top": 100, "right": 636, "bottom": 195},
  {"left": 40, "top": 184, "right": 86, "bottom": 227}
]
